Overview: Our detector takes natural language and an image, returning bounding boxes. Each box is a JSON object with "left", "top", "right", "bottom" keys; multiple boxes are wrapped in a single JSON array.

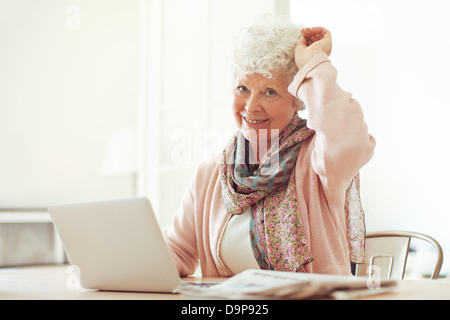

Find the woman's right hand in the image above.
[{"left": 295, "top": 27, "right": 332, "bottom": 70}]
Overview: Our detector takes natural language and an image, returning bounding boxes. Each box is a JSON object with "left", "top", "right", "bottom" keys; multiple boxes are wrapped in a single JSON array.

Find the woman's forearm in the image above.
[{"left": 289, "top": 53, "right": 375, "bottom": 187}]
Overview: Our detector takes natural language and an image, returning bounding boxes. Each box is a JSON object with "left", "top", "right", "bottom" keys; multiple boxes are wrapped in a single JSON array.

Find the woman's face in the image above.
[{"left": 232, "top": 71, "right": 297, "bottom": 149}]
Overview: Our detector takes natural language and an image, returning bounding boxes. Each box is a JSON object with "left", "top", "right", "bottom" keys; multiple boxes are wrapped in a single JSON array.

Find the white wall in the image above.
[
  {"left": 290, "top": 0, "right": 450, "bottom": 258},
  {"left": 0, "top": 0, "right": 139, "bottom": 207}
]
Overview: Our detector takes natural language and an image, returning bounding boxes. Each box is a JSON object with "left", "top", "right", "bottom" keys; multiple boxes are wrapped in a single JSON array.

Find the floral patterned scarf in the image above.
[{"left": 219, "top": 114, "right": 365, "bottom": 272}]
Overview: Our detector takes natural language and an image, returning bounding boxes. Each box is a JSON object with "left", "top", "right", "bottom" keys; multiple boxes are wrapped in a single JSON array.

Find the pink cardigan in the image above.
[{"left": 163, "top": 53, "right": 376, "bottom": 277}]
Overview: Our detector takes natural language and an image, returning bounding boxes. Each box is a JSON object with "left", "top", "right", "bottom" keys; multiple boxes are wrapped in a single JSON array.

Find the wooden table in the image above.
[
  {"left": 1, "top": 264, "right": 450, "bottom": 300},
  {"left": 0, "top": 264, "right": 188, "bottom": 300}
]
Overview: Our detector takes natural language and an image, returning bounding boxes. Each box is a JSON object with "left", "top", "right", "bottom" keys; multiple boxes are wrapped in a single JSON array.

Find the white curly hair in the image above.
[{"left": 231, "top": 14, "right": 304, "bottom": 109}]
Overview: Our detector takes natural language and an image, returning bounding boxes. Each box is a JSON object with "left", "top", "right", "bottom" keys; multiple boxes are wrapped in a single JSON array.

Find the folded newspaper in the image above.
[{"left": 180, "top": 269, "right": 397, "bottom": 300}]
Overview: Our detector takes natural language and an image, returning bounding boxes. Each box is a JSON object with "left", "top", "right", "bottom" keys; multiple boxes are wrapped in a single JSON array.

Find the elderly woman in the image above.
[{"left": 163, "top": 18, "right": 375, "bottom": 277}]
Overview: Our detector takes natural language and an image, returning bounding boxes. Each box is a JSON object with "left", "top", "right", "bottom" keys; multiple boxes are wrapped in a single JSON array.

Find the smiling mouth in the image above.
[{"left": 243, "top": 116, "right": 269, "bottom": 124}]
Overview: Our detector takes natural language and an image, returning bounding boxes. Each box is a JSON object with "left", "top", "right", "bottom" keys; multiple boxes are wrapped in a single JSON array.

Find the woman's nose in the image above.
[{"left": 245, "top": 94, "right": 262, "bottom": 113}]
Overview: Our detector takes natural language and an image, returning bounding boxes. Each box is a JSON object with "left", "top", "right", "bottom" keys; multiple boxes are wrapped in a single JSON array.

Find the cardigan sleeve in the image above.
[{"left": 288, "top": 53, "right": 376, "bottom": 205}]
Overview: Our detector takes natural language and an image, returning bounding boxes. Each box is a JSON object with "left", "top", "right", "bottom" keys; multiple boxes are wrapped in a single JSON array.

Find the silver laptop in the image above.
[{"left": 48, "top": 197, "right": 181, "bottom": 293}]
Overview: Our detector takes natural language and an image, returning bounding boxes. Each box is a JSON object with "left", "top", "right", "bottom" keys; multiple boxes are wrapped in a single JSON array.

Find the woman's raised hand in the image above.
[{"left": 295, "top": 27, "right": 332, "bottom": 70}]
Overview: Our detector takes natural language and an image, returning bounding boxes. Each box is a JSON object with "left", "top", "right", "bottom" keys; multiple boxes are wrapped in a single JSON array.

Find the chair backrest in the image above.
[{"left": 355, "top": 231, "right": 444, "bottom": 280}]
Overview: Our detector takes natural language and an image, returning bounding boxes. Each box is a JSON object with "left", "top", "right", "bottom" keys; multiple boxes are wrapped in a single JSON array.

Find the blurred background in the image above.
[{"left": 0, "top": 0, "right": 449, "bottom": 277}]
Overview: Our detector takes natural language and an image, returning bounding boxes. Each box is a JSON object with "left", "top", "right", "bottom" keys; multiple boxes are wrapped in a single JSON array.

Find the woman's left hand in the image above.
[{"left": 295, "top": 27, "right": 332, "bottom": 70}]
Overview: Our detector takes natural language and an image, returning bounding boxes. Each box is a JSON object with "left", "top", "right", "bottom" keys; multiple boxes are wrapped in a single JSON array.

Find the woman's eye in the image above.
[
  {"left": 265, "top": 89, "right": 277, "bottom": 96},
  {"left": 237, "top": 86, "right": 248, "bottom": 93}
]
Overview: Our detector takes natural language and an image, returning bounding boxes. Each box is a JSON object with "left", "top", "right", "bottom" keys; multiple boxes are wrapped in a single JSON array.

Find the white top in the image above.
[{"left": 219, "top": 207, "right": 260, "bottom": 274}]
